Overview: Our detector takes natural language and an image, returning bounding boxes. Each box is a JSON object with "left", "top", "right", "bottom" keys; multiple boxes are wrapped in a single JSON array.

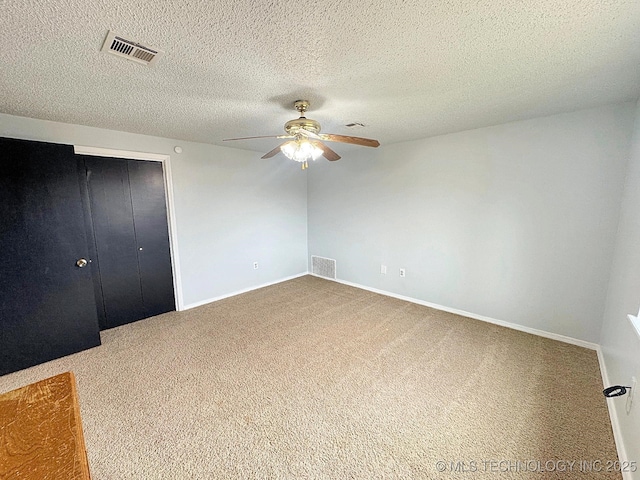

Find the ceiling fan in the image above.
[{"left": 223, "top": 100, "right": 380, "bottom": 169}]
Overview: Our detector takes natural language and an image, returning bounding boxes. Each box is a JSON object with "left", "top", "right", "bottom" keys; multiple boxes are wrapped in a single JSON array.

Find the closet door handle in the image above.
[{"left": 76, "top": 258, "right": 88, "bottom": 268}]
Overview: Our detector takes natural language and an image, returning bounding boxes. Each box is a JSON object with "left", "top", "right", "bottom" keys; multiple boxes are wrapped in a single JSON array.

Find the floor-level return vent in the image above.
[{"left": 311, "top": 255, "right": 336, "bottom": 280}]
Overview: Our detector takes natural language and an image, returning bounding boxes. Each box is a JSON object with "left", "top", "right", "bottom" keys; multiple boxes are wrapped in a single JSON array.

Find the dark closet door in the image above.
[
  {"left": 127, "top": 160, "right": 176, "bottom": 317},
  {"left": 0, "top": 138, "right": 101, "bottom": 376},
  {"left": 83, "top": 156, "right": 175, "bottom": 329}
]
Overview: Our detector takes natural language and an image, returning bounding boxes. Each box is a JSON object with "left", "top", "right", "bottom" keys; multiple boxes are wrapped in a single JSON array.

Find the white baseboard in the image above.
[
  {"left": 182, "top": 272, "right": 308, "bottom": 310},
  {"left": 315, "top": 274, "right": 598, "bottom": 350},
  {"left": 597, "top": 347, "right": 631, "bottom": 479}
]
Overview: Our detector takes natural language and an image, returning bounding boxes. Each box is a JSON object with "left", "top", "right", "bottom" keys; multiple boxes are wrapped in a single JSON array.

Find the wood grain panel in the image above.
[{"left": 0, "top": 372, "right": 91, "bottom": 479}]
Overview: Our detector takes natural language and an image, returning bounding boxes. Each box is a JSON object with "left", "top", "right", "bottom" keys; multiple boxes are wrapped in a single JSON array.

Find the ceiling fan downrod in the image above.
[{"left": 294, "top": 100, "right": 310, "bottom": 117}]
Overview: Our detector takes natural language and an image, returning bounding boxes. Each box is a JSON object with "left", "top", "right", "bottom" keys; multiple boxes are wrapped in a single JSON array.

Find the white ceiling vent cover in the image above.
[
  {"left": 311, "top": 255, "right": 337, "bottom": 280},
  {"left": 101, "top": 31, "right": 163, "bottom": 66}
]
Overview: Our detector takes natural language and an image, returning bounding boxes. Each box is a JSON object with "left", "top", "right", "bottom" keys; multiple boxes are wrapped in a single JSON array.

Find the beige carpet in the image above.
[{"left": 0, "top": 275, "right": 621, "bottom": 479}]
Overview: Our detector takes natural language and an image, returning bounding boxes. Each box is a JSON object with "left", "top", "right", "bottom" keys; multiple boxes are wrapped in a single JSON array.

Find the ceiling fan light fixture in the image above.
[
  {"left": 280, "top": 139, "right": 323, "bottom": 163},
  {"left": 224, "top": 100, "right": 379, "bottom": 167}
]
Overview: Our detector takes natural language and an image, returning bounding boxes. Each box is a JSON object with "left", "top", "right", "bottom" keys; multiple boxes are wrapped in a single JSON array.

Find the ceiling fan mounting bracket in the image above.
[{"left": 294, "top": 100, "right": 310, "bottom": 115}]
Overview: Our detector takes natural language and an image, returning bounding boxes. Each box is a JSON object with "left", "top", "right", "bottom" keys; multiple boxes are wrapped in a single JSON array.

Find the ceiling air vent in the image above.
[{"left": 101, "top": 31, "right": 163, "bottom": 66}]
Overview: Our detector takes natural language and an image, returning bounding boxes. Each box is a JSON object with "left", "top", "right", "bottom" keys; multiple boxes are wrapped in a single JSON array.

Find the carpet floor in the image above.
[{"left": 0, "top": 275, "right": 621, "bottom": 479}]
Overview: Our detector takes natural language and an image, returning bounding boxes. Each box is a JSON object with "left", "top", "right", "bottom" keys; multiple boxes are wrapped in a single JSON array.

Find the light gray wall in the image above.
[
  {"left": 308, "top": 103, "right": 636, "bottom": 343},
  {"left": 600, "top": 98, "right": 640, "bottom": 473},
  {"left": 0, "top": 113, "right": 308, "bottom": 308}
]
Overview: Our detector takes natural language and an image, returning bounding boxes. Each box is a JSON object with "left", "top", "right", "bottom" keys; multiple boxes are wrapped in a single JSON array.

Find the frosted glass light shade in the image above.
[{"left": 281, "top": 139, "right": 323, "bottom": 163}]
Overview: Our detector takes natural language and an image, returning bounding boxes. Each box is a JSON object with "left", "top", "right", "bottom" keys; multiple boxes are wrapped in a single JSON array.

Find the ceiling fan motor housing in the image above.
[
  {"left": 284, "top": 117, "right": 321, "bottom": 135},
  {"left": 283, "top": 100, "right": 321, "bottom": 135}
]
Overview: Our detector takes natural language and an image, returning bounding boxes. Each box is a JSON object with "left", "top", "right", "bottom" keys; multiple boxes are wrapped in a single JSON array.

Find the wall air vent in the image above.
[
  {"left": 101, "top": 31, "right": 163, "bottom": 66},
  {"left": 311, "top": 255, "right": 337, "bottom": 280}
]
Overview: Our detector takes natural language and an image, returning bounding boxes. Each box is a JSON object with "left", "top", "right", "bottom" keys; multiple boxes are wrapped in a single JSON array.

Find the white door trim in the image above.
[{"left": 74, "top": 145, "right": 169, "bottom": 162}]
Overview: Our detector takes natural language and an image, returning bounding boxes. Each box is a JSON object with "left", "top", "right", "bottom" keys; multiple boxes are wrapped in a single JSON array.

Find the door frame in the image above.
[{"left": 73, "top": 145, "right": 183, "bottom": 311}]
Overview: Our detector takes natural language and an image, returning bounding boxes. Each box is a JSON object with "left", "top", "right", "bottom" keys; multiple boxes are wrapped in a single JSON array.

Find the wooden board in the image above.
[{"left": 0, "top": 372, "right": 91, "bottom": 479}]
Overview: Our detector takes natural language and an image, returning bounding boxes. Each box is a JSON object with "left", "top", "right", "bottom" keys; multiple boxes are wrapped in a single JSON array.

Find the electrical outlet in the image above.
[
  {"left": 400, "top": 268, "right": 406, "bottom": 277},
  {"left": 381, "top": 264, "right": 387, "bottom": 275},
  {"left": 253, "top": 262, "right": 259, "bottom": 270}
]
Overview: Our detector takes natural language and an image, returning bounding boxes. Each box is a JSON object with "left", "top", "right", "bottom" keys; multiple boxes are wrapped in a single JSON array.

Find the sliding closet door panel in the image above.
[
  {"left": 77, "top": 168, "right": 107, "bottom": 329},
  {"left": 128, "top": 160, "right": 176, "bottom": 317},
  {"left": 0, "top": 138, "right": 101, "bottom": 375},
  {"left": 85, "top": 157, "right": 145, "bottom": 329}
]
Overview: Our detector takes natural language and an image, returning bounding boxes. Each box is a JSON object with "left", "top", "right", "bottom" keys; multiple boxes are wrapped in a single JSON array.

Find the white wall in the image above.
[
  {"left": 0, "top": 113, "right": 308, "bottom": 308},
  {"left": 600, "top": 98, "right": 640, "bottom": 475},
  {"left": 308, "top": 103, "right": 636, "bottom": 344}
]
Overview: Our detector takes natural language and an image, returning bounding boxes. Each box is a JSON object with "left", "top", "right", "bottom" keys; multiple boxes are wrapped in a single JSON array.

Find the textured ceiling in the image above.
[{"left": 1, "top": 0, "right": 640, "bottom": 154}]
